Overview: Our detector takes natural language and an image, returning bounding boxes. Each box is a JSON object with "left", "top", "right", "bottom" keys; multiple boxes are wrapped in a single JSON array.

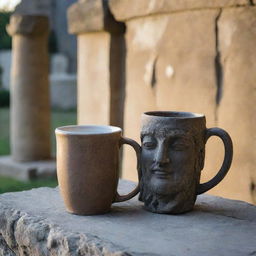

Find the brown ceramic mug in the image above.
[{"left": 55, "top": 125, "right": 140, "bottom": 215}]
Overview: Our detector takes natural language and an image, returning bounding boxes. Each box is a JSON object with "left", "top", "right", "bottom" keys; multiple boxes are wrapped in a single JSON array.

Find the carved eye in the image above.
[
  {"left": 171, "top": 139, "right": 190, "bottom": 151},
  {"left": 142, "top": 136, "right": 157, "bottom": 149}
]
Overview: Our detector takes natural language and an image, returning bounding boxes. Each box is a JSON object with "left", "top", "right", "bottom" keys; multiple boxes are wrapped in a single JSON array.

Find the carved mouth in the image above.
[{"left": 152, "top": 169, "right": 172, "bottom": 178}]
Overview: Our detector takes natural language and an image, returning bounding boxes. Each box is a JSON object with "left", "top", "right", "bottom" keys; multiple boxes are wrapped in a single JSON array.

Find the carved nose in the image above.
[{"left": 154, "top": 143, "right": 170, "bottom": 165}]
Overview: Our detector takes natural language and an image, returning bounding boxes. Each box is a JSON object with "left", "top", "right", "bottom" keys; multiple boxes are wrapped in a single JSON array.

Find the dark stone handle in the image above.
[
  {"left": 114, "top": 137, "right": 141, "bottom": 202},
  {"left": 197, "top": 127, "right": 233, "bottom": 195}
]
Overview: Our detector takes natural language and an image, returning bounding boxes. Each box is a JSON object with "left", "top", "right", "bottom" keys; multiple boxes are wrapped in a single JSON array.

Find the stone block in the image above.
[
  {"left": 76, "top": 31, "right": 125, "bottom": 128},
  {"left": 50, "top": 53, "right": 69, "bottom": 74},
  {"left": 77, "top": 33, "right": 111, "bottom": 125},
  {"left": 50, "top": 74, "right": 77, "bottom": 110},
  {"left": 0, "top": 180, "right": 255, "bottom": 255},
  {"left": 109, "top": 0, "right": 248, "bottom": 21},
  {"left": 213, "top": 7, "right": 256, "bottom": 202},
  {"left": 122, "top": 10, "right": 219, "bottom": 181},
  {"left": 68, "top": 0, "right": 125, "bottom": 34},
  {"left": 0, "top": 156, "right": 56, "bottom": 181},
  {"left": 7, "top": 15, "right": 49, "bottom": 36}
]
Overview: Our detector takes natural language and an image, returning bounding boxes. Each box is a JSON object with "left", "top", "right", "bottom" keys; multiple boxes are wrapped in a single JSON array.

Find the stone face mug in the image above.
[
  {"left": 55, "top": 125, "right": 140, "bottom": 215},
  {"left": 139, "top": 111, "right": 233, "bottom": 214}
]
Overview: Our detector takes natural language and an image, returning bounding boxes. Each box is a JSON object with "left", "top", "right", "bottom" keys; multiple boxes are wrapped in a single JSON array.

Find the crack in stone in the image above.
[
  {"left": 151, "top": 56, "right": 158, "bottom": 88},
  {"left": 214, "top": 9, "right": 223, "bottom": 123},
  {"left": 248, "top": 0, "right": 255, "bottom": 6}
]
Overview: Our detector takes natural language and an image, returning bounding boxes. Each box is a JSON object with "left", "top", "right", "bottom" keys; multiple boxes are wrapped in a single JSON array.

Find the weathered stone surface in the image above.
[
  {"left": 109, "top": 0, "right": 248, "bottom": 21},
  {"left": 122, "top": 10, "right": 218, "bottom": 181},
  {"left": 8, "top": 14, "right": 51, "bottom": 162},
  {"left": 0, "top": 156, "right": 56, "bottom": 181},
  {"left": 77, "top": 32, "right": 125, "bottom": 128},
  {"left": 214, "top": 7, "right": 256, "bottom": 202},
  {"left": 0, "top": 180, "right": 255, "bottom": 256},
  {"left": 68, "top": 0, "right": 125, "bottom": 34},
  {"left": 7, "top": 15, "right": 49, "bottom": 36},
  {"left": 77, "top": 33, "right": 110, "bottom": 125}
]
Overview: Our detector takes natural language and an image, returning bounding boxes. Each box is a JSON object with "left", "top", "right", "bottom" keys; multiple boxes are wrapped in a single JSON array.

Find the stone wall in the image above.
[
  {"left": 109, "top": 0, "right": 256, "bottom": 203},
  {"left": 70, "top": 0, "right": 256, "bottom": 203}
]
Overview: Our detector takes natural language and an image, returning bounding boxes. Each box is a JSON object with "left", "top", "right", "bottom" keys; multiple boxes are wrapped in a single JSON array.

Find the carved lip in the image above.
[{"left": 152, "top": 168, "right": 172, "bottom": 178}]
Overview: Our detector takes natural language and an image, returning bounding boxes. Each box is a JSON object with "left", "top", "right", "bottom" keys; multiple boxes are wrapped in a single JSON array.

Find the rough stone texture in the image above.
[
  {"left": 7, "top": 15, "right": 51, "bottom": 162},
  {"left": 7, "top": 15, "right": 49, "bottom": 36},
  {"left": 77, "top": 33, "right": 111, "bottom": 125},
  {"left": 69, "top": 0, "right": 126, "bottom": 128},
  {"left": 215, "top": 7, "right": 256, "bottom": 202},
  {"left": 107, "top": 4, "right": 256, "bottom": 203},
  {"left": 122, "top": 10, "right": 218, "bottom": 182},
  {"left": 0, "top": 180, "right": 255, "bottom": 256},
  {"left": 109, "top": 0, "right": 248, "bottom": 21},
  {"left": 0, "top": 156, "right": 56, "bottom": 181},
  {"left": 68, "top": 0, "right": 125, "bottom": 34}
]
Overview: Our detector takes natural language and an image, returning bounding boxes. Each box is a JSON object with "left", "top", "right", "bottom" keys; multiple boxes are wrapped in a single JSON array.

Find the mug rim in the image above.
[
  {"left": 143, "top": 111, "right": 204, "bottom": 119},
  {"left": 55, "top": 125, "right": 122, "bottom": 135}
]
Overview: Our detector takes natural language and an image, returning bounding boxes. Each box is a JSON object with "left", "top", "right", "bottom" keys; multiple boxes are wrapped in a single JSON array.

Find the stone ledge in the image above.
[
  {"left": 109, "top": 0, "right": 249, "bottom": 21},
  {"left": 0, "top": 180, "right": 256, "bottom": 255},
  {"left": 67, "top": 0, "right": 125, "bottom": 34}
]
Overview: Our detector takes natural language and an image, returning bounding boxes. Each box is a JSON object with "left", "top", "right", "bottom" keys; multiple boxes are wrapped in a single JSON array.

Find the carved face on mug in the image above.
[{"left": 139, "top": 125, "right": 205, "bottom": 214}]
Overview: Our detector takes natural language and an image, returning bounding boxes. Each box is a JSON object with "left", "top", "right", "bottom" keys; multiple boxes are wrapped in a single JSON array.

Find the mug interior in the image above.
[
  {"left": 144, "top": 111, "right": 204, "bottom": 118},
  {"left": 55, "top": 125, "right": 122, "bottom": 135}
]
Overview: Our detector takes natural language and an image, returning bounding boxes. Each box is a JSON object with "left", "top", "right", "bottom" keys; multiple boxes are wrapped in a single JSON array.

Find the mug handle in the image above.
[
  {"left": 114, "top": 137, "right": 141, "bottom": 202},
  {"left": 197, "top": 127, "right": 233, "bottom": 195}
]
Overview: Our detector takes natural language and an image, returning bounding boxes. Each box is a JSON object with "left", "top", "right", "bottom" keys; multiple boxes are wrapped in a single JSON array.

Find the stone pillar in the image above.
[
  {"left": 7, "top": 15, "right": 51, "bottom": 161},
  {"left": 109, "top": 0, "right": 256, "bottom": 203},
  {"left": 67, "top": 0, "right": 125, "bottom": 128},
  {"left": 0, "top": 14, "right": 55, "bottom": 181}
]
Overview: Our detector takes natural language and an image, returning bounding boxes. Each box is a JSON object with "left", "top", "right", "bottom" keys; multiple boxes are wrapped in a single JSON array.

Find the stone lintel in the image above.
[
  {"left": 0, "top": 156, "right": 56, "bottom": 181},
  {"left": 109, "top": 0, "right": 249, "bottom": 21},
  {"left": 7, "top": 14, "right": 49, "bottom": 36},
  {"left": 0, "top": 180, "right": 255, "bottom": 255},
  {"left": 67, "top": 0, "right": 125, "bottom": 35}
]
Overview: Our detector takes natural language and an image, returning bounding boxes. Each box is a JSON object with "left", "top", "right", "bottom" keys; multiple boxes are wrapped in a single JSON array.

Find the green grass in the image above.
[
  {"left": 0, "top": 107, "right": 76, "bottom": 193},
  {"left": 0, "top": 176, "right": 57, "bottom": 194},
  {"left": 0, "top": 107, "right": 10, "bottom": 155}
]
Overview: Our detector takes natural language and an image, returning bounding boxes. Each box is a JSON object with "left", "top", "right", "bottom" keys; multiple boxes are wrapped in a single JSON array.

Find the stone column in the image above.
[
  {"left": 0, "top": 14, "right": 55, "bottom": 181},
  {"left": 7, "top": 15, "right": 51, "bottom": 161},
  {"left": 109, "top": 0, "right": 256, "bottom": 203},
  {"left": 67, "top": 0, "right": 125, "bottom": 128}
]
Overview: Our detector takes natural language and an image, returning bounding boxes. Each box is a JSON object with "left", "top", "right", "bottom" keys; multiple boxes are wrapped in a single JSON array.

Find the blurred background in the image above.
[
  {"left": 0, "top": 0, "right": 77, "bottom": 192},
  {"left": 0, "top": 0, "right": 255, "bottom": 204}
]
